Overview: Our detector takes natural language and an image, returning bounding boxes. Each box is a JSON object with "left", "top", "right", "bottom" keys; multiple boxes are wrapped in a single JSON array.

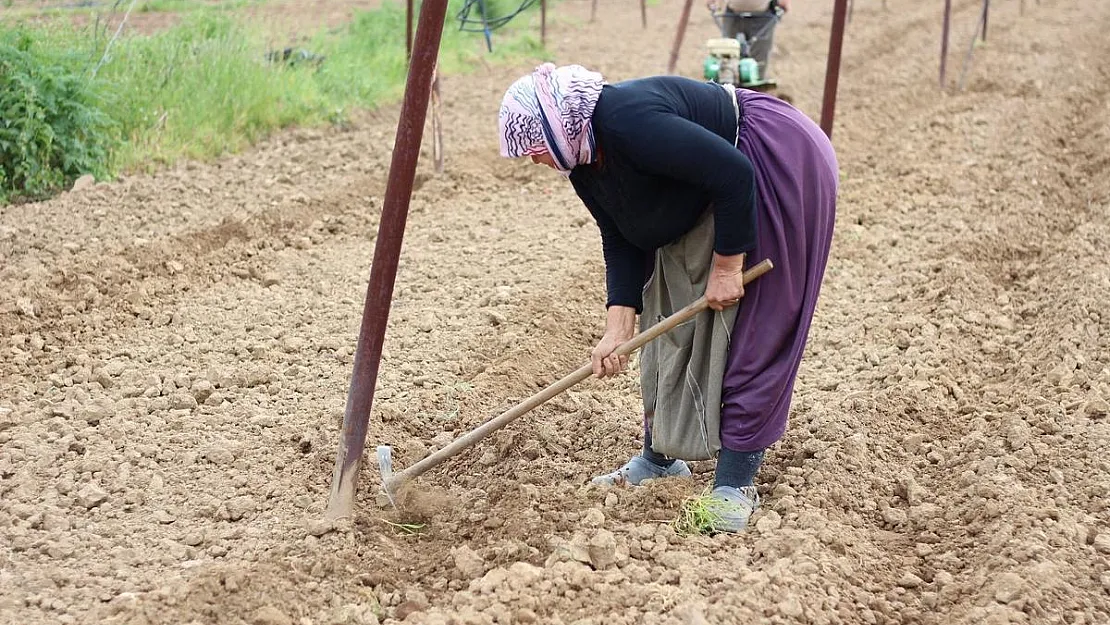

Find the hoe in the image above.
[{"left": 375, "top": 259, "right": 773, "bottom": 505}]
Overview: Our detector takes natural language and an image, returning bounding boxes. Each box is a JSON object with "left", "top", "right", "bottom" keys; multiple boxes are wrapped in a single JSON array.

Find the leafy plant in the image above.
[
  {"left": 672, "top": 488, "right": 730, "bottom": 536},
  {"left": 1, "top": 0, "right": 549, "bottom": 204},
  {"left": 0, "top": 28, "right": 116, "bottom": 202}
]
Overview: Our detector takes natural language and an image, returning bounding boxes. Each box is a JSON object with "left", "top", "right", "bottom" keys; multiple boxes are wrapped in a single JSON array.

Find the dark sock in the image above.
[
  {"left": 714, "top": 448, "right": 765, "bottom": 489},
  {"left": 641, "top": 427, "right": 676, "bottom": 468}
]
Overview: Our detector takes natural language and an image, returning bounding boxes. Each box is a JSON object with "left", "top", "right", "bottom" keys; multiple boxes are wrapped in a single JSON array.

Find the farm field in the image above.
[{"left": 2, "top": 0, "right": 1109, "bottom": 624}]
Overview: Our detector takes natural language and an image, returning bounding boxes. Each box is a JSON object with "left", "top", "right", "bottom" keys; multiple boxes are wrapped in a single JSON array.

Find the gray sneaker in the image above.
[
  {"left": 591, "top": 455, "right": 692, "bottom": 487},
  {"left": 707, "top": 485, "right": 761, "bottom": 533}
]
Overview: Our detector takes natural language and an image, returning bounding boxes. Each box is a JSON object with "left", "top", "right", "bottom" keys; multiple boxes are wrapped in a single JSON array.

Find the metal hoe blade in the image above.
[{"left": 376, "top": 445, "right": 397, "bottom": 508}]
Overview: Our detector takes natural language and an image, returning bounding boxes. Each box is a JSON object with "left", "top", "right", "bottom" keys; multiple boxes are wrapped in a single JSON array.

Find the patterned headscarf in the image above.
[{"left": 498, "top": 63, "right": 606, "bottom": 175}]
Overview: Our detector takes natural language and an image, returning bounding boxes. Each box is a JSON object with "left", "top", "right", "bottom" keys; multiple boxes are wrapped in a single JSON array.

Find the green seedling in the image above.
[
  {"left": 381, "top": 519, "right": 426, "bottom": 536},
  {"left": 437, "top": 382, "right": 474, "bottom": 421},
  {"left": 672, "top": 489, "right": 730, "bottom": 536}
]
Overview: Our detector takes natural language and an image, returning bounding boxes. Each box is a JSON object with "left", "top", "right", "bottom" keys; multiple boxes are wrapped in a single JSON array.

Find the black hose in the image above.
[{"left": 456, "top": 0, "right": 540, "bottom": 32}]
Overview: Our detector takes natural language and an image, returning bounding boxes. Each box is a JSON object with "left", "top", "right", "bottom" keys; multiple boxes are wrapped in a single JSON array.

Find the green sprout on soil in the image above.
[
  {"left": 381, "top": 519, "right": 426, "bottom": 536},
  {"left": 672, "top": 489, "right": 730, "bottom": 536},
  {"left": 437, "top": 382, "right": 474, "bottom": 421}
]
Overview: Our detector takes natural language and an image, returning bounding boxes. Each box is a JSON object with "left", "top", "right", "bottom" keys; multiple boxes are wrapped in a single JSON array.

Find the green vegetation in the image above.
[
  {"left": 1, "top": 1, "right": 265, "bottom": 26},
  {"left": 0, "top": 28, "right": 116, "bottom": 202},
  {"left": 672, "top": 489, "right": 729, "bottom": 535},
  {"left": 135, "top": 0, "right": 264, "bottom": 13},
  {"left": 0, "top": 0, "right": 546, "bottom": 203},
  {"left": 382, "top": 519, "right": 426, "bottom": 535}
]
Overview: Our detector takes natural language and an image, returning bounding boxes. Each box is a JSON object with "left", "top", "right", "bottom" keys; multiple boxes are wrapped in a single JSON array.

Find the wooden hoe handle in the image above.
[{"left": 383, "top": 258, "right": 774, "bottom": 493}]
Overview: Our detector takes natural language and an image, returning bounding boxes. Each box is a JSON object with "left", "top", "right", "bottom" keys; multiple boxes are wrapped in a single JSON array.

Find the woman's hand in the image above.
[
  {"left": 705, "top": 252, "right": 746, "bottom": 311},
  {"left": 592, "top": 305, "right": 637, "bottom": 378}
]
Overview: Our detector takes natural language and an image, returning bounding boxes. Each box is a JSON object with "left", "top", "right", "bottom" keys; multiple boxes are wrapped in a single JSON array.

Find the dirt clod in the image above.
[
  {"left": 170, "top": 393, "right": 198, "bottom": 411},
  {"left": 306, "top": 518, "right": 336, "bottom": 537},
  {"left": 754, "top": 510, "right": 782, "bottom": 532},
  {"left": 204, "top": 446, "right": 235, "bottom": 466},
  {"left": 398, "top": 438, "right": 429, "bottom": 463},
  {"left": 898, "top": 572, "right": 924, "bottom": 588},
  {"left": 451, "top": 545, "right": 485, "bottom": 579},
  {"left": 392, "top": 484, "right": 452, "bottom": 523},
  {"left": 587, "top": 530, "right": 618, "bottom": 570},
  {"left": 76, "top": 484, "right": 109, "bottom": 509},
  {"left": 153, "top": 510, "right": 176, "bottom": 524},
  {"left": 225, "top": 496, "right": 254, "bottom": 521},
  {"left": 394, "top": 601, "right": 426, "bottom": 621},
  {"left": 582, "top": 507, "right": 605, "bottom": 527},
  {"left": 1093, "top": 533, "right": 1110, "bottom": 555},
  {"left": 1082, "top": 398, "right": 1109, "bottom": 418},
  {"left": 992, "top": 573, "right": 1025, "bottom": 603},
  {"left": 250, "top": 606, "right": 292, "bottom": 625},
  {"left": 191, "top": 380, "right": 215, "bottom": 402}
]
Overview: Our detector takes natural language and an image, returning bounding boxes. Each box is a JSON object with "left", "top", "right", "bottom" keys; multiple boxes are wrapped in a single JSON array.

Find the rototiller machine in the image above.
[{"left": 702, "top": 0, "right": 785, "bottom": 92}]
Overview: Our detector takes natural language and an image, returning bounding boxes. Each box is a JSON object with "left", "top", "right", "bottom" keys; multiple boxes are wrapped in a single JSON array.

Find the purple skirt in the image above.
[{"left": 720, "top": 89, "right": 838, "bottom": 451}]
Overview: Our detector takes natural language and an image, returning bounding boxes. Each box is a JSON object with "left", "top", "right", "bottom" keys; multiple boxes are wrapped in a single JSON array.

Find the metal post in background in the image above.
[
  {"left": 406, "top": 0, "right": 414, "bottom": 59},
  {"left": 641, "top": 0, "right": 647, "bottom": 28},
  {"left": 432, "top": 72, "right": 444, "bottom": 174},
  {"left": 325, "top": 0, "right": 450, "bottom": 520},
  {"left": 957, "top": 0, "right": 990, "bottom": 91},
  {"left": 666, "top": 0, "right": 695, "bottom": 74},
  {"left": 819, "top": 0, "right": 850, "bottom": 137},
  {"left": 939, "top": 0, "right": 952, "bottom": 88}
]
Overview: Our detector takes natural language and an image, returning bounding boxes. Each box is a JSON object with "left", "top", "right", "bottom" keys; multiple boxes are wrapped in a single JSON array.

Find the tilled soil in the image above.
[{"left": 2, "top": 1, "right": 1109, "bottom": 624}]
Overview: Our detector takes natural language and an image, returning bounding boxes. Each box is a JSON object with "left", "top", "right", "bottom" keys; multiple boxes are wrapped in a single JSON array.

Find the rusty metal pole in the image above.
[
  {"left": 666, "top": 0, "right": 695, "bottom": 74},
  {"left": 819, "top": 0, "right": 849, "bottom": 138},
  {"left": 641, "top": 0, "right": 647, "bottom": 28},
  {"left": 541, "top": 0, "right": 547, "bottom": 46},
  {"left": 325, "top": 0, "right": 450, "bottom": 521},
  {"left": 591, "top": 0, "right": 597, "bottom": 22},
  {"left": 940, "top": 0, "right": 952, "bottom": 88},
  {"left": 406, "top": 0, "right": 414, "bottom": 59}
]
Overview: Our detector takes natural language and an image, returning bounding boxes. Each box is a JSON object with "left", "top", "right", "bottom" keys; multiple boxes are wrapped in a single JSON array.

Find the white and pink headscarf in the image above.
[{"left": 498, "top": 63, "right": 606, "bottom": 175}]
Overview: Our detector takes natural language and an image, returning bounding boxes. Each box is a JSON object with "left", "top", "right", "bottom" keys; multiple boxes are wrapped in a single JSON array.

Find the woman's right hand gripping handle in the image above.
[{"left": 592, "top": 305, "right": 637, "bottom": 378}]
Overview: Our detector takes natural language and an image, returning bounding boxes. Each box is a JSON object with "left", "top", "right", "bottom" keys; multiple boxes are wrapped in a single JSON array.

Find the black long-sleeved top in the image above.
[{"left": 569, "top": 76, "right": 758, "bottom": 313}]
